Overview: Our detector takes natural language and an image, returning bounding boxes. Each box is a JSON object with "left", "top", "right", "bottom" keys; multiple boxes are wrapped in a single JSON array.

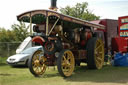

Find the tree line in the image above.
[{"left": 0, "top": 22, "right": 29, "bottom": 43}]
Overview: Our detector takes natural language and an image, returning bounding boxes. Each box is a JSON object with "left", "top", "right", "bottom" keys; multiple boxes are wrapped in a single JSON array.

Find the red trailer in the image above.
[
  {"left": 92, "top": 16, "right": 128, "bottom": 53},
  {"left": 91, "top": 19, "right": 118, "bottom": 52},
  {"left": 112, "top": 16, "right": 128, "bottom": 52}
]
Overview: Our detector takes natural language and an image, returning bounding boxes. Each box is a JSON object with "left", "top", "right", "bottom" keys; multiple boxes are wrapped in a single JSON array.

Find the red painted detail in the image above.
[
  {"left": 91, "top": 19, "right": 106, "bottom": 32},
  {"left": 81, "top": 40, "right": 86, "bottom": 46},
  {"left": 81, "top": 32, "right": 92, "bottom": 46},
  {"left": 111, "top": 16, "right": 128, "bottom": 52},
  {"left": 32, "top": 36, "right": 45, "bottom": 46},
  {"left": 112, "top": 37, "right": 128, "bottom": 52},
  {"left": 44, "top": 54, "right": 55, "bottom": 66},
  {"left": 44, "top": 41, "right": 54, "bottom": 52},
  {"left": 86, "top": 32, "right": 92, "bottom": 41}
]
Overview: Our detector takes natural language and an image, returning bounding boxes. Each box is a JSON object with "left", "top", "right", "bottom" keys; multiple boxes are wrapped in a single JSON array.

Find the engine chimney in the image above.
[{"left": 49, "top": 0, "right": 58, "bottom": 11}]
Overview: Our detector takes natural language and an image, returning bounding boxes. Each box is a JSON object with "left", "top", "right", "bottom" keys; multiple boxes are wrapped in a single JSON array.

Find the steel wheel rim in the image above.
[
  {"left": 61, "top": 50, "right": 75, "bottom": 77},
  {"left": 94, "top": 39, "right": 104, "bottom": 69},
  {"left": 32, "top": 50, "right": 47, "bottom": 75}
]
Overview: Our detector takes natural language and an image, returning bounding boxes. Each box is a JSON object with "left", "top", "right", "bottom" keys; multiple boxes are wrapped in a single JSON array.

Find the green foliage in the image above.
[
  {"left": 11, "top": 22, "right": 29, "bottom": 42},
  {"left": 0, "top": 22, "right": 29, "bottom": 42},
  {"left": 60, "top": 2, "right": 100, "bottom": 21},
  {"left": 0, "top": 57, "right": 7, "bottom": 65},
  {"left": 0, "top": 28, "right": 15, "bottom": 42}
]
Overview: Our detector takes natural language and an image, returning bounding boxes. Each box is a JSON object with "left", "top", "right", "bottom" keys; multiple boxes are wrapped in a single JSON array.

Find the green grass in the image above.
[
  {"left": 0, "top": 65, "right": 128, "bottom": 85},
  {"left": 0, "top": 57, "right": 7, "bottom": 66}
]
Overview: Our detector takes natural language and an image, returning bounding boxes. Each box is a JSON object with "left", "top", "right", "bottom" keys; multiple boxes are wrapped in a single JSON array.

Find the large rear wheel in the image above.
[
  {"left": 28, "top": 50, "right": 47, "bottom": 77},
  {"left": 86, "top": 37, "right": 104, "bottom": 69},
  {"left": 57, "top": 49, "right": 75, "bottom": 77}
]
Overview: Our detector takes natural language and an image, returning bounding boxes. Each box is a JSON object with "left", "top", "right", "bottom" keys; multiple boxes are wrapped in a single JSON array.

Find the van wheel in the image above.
[{"left": 25, "top": 59, "right": 29, "bottom": 67}]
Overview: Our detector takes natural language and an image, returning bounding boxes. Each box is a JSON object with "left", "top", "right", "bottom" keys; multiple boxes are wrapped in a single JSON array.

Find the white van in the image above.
[{"left": 16, "top": 37, "right": 32, "bottom": 54}]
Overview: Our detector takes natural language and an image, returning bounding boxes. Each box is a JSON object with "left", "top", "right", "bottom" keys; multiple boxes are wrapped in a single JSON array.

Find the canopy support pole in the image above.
[
  {"left": 46, "top": 16, "right": 49, "bottom": 36},
  {"left": 48, "top": 18, "right": 59, "bottom": 36},
  {"left": 30, "top": 15, "right": 32, "bottom": 35}
]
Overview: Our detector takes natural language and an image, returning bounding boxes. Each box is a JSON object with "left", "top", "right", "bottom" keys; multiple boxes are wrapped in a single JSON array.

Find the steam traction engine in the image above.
[{"left": 17, "top": 0, "right": 105, "bottom": 77}]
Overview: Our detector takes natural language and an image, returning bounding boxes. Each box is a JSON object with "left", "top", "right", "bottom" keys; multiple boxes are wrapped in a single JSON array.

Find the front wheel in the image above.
[
  {"left": 28, "top": 50, "right": 47, "bottom": 77},
  {"left": 57, "top": 49, "right": 75, "bottom": 77}
]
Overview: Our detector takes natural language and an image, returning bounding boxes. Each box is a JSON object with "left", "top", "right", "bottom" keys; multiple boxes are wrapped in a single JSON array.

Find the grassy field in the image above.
[
  {"left": 0, "top": 63, "right": 128, "bottom": 85},
  {"left": 0, "top": 57, "right": 7, "bottom": 65}
]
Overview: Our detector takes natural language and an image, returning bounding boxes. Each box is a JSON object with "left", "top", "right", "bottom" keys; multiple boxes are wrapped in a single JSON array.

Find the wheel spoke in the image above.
[
  {"left": 67, "top": 55, "right": 71, "bottom": 61},
  {"left": 95, "top": 44, "right": 102, "bottom": 51},
  {"left": 63, "top": 56, "right": 66, "bottom": 60},
  {"left": 62, "top": 62, "right": 66, "bottom": 66},
  {"left": 95, "top": 59, "right": 102, "bottom": 68},
  {"left": 96, "top": 56, "right": 102, "bottom": 61},
  {"left": 33, "top": 56, "right": 38, "bottom": 61},
  {"left": 34, "top": 67, "right": 39, "bottom": 72},
  {"left": 95, "top": 52, "right": 103, "bottom": 57},
  {"left": 33, "top": 63, "right": 37, "bottom": 67}
]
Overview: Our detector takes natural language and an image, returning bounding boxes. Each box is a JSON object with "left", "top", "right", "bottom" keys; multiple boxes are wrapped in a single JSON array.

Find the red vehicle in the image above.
[
  {"left": 111, "top": 16, "right": 128, "bottom": 53},
  {"left": 92, "top": 16, "right": 128, "bottom": 53},
  {"left": 91, "top": 19, "right": 118, "bottom": 53}
]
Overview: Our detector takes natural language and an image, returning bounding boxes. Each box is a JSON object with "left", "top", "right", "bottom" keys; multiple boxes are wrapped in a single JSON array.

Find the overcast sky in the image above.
[{"left": 0, "top": 0, "right": 128, "bottom": 29}]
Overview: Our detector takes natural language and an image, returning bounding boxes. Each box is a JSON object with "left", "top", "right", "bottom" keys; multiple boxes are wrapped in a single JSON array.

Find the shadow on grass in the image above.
[
  {"left": 65, "top": 65, "right": 128, "bottom": 84},
  {"left": 11, "top": 65, "right": 28, "bottom": 68},
  {"left": 0, "top": 73, "right": 13, "bottom": 76},
  {"left": 0, "top": 63, "right": 7, "bottom": 66},
  {"left": 43, "top": 73, "right": 60, "bottom": 78}
]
